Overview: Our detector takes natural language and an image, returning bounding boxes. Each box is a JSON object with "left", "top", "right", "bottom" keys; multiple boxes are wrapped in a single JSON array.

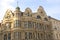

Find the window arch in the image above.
[
  {"left": 37, "top": 15, "right": 41, "bottom": 19},
  {"left": 44, "top": 18, "right": 48, "bottom": 21}
]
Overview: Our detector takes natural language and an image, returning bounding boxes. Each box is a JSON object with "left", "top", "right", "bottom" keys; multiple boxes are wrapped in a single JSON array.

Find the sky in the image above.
[{"left": 0, "top": 0, "right": 60, "bottom": 22}]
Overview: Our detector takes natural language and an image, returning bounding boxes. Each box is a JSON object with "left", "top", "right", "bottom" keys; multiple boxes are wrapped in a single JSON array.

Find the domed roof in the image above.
[{"left": 16, "top": 6, "right": 20, "bottom": 10}]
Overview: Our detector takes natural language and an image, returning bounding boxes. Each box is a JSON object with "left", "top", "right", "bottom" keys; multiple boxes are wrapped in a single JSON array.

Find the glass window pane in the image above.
[
  {"left": 16, "top": 13, "right": 20, "bottom": 17},
  {"left": 25, "top": 32, "right": 32, "bottom": 39},
  {"left": 24, "top": 21, "right": 28, "bottom": 28},
  {"left": 14, "top": 32, "right": 21, "bottom": 40},
  {"left": 28, "top": 21, "right": 32, "bottom": 28},
  {"left": 8, "top": 33, "right": 11, "bottom": 40},
  {"left": 29, "top": 32, "right": 32, "bottom": 39},
  {"left": 37, "top": 15, "right": 41, "bottom": 19},
  {"left": 4, "top": 34, "right": 7, "bottom": 40},
  {"left": 14, "top": 20, "right": 21, "bottom": 28}
]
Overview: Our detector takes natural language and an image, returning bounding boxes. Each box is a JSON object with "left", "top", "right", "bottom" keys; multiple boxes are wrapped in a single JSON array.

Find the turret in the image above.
[
  {"left": 14, "top": 6, "right": 20, "bottom": 12},
  {"left": 14, "top": 6, "right": 21, "bottom": 20}
]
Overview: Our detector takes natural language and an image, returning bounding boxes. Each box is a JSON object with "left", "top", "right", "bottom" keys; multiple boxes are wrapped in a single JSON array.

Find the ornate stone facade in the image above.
[{"left": 0, "top": 6, "right": 60, "bottom": 40}]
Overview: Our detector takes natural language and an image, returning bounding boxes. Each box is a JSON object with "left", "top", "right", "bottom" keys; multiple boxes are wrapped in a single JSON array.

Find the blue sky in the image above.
[{"left": 0, "top": 0, "right": 60, "bottom": 22}]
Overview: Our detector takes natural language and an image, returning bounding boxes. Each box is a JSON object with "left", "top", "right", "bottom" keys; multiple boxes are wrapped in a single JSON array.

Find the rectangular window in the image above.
[
  {"left": 33, "top": 33, "right": 35, "bottom": 39},
  {"left": 25, "top": 32, "right": 32, "bottom": 39},
  {"left": 14, "top": 20, "right": 21, "bottom": 28},
  {"left": 38, "top": 33, "right": 40, "bottom": 39},
  {"left": 8, "top": 33, "right": 11, "bottom": 40},
  {"left": 24, "top": 21, "right": 28, "bottom": 28},
  {"left": 16, "top": 13, "right": 20, "bottom": 17},
  {"left": 24, "top": 21, "right": 33, "bottom": 28},
  {"left": 29, "top": 32, "right": 32, "bottom": 39},
  {"left": 28, "top": 21, "right": 32, "bottom": 28},
  {"left": 25, "top": 32, "right": 28, "bottom": 39},
  {"left": 4, "top": 34, "right": 7, "bottom": 40},
  {"left": 14, "top": 32, "right": 21, "bottom": 40},
  {"left": 32, "top": 22, "right": 35, "bottom": 28},
  {"left": 40, "top": 33, "right": 43, "bottom": 38},
  {"left": 36, "top": 23, "right": 41, "bottom": 29},
  {"left": 21, "top": 12, "right": 23, "bottom": 16},
  {"left": 40, "top": 24, "right": 43, "bottom": 30}
]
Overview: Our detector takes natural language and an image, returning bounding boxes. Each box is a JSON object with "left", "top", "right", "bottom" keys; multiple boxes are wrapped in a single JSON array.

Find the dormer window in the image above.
[
  {"left": 25, "top": 11, "right": 30, "bottom": 16},
  {"left": 37, "top": 15, "right": 41, "bottom": 19},
  {"left": 25, "top": 13, "right": 32, "bottom": 17},
  {"left": 41, "top": 11, "right": 43, "bottom": 13},
  {"left": 44, "top": 18, "right": 48, "bottom": 21}
]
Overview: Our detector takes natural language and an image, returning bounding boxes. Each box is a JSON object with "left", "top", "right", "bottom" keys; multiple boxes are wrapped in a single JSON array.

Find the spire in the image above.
[
  {"left": 15, "top": 0, "right": 20, "bottom": 11},
  {"left": 17, "top": 0, "right": 18, "bottom": 7}
]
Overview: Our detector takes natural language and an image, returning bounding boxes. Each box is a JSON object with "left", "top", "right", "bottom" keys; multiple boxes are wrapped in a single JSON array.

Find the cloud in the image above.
[
  {"left": 46, "top": 0, "right": 60, "bottom": 3},
  {"left": 0, "top": 0, "right": 15, "bottom": 22},
  {"left": 0, "top": 0, "right": 60, "bottom": 22},
  {"left": 45, "top": 6, "right": 60, "bottom": 20},
  {"left": 1, "top": 0, "right": 15, "bottom": 10}
]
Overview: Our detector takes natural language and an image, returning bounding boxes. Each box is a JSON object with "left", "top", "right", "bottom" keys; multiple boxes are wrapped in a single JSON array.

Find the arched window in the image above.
[
  {"left": 44, "top": 18, "right": 48, "bottom": 21},
  {"left": 37, "top": 15, "right": 41, "bottom": 19}
]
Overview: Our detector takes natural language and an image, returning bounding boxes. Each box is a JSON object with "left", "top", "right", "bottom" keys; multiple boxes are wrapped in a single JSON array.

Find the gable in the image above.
[
  {"left": 3, "top": 9, "right": 14, "bottom": 20},
  {"left": 37, "top": 6, "right": 47, "bottom": 17}
]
